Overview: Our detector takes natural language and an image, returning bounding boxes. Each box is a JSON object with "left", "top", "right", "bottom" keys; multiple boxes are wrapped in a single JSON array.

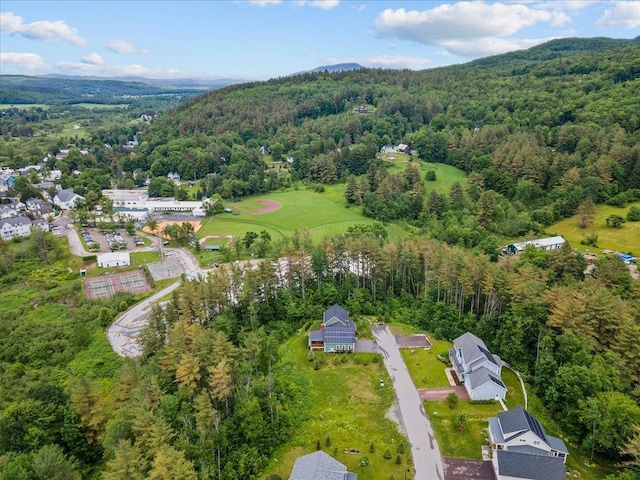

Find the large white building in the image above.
[
  {"left": 97, "top": 252, "right": 131, "bottom": 268},
  {"left": 0, "top": 216, "right": 49, "bottom": 241},
  {"left": 507, "top": 236, "right": 566, "bottom": 255},
  {"left": 101, "top": 189, "right": 208, "bottom": 217},
  {"left": 54, "top": 189, "right": 84, "bottom": 210}
]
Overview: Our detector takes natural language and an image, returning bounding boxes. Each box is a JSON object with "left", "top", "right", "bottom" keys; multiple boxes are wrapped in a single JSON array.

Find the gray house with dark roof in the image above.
[
  {"left": 449, "top": 332, "right": 506, "bottom": 400},
  {"left": 309, "top": 304, "right": 356, "bottom": 353},
  {"left": 289, "top": 451, "right": 356, "bottom": 480},
  {"left": 489, "top": 407, "right": 568, "bottom": 480}
]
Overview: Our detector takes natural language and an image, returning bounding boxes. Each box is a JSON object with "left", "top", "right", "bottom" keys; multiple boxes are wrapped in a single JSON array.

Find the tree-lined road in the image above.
[{"left": 372, "top": 324, "right": 444, "bottom": 480}]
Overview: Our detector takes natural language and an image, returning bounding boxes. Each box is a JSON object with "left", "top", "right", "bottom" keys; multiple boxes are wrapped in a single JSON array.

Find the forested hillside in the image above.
[
  {"left": 1, "top": 38, "right": 640, "bottom": 480},
  {"left": 132, "top": 37, "right": 639, "bottom": 250}
]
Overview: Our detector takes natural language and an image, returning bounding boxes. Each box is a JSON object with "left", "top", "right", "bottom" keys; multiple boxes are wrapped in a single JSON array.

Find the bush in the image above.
[
  {"left": 313, "top": 361, "right": 320, "bottom": 371},
  {"left": 383, "top": 448, "right": 392, "bottom": 459},
  {"left": 396, "top": 442, "right": 406, "bottom": 454},
  {"left": 308, "top": 350, "right": 316, "bottom": 362},
  {"left": 425, "top": 170, "right": 436, "bottom": 181},
  {"left": 316, "top": 439, "right": 322, "bottom": 450},
  {"left": 325, "top": 435, "right": 331, "bottom": 447},
  {"left": 436, "top": 354, "right": 452, "bottom": 367},
  {"left": 373, "top": 355, "right": 380, "bottom": 363},
  {"left": 469, "top": 399, "right": 496, "bottom": 405},
  {"left": 340, "top": 354, "right": 348, "bottom": 364},
  {"left": 446, "top": 392, "right": 459, "bottom": 409},
  {"left": 353, "top": 355, "right": 362, "bottom": 365},
  {"left": 265, "top": 476, "right": 282, "bottom": 480},
  {"left": 627, "top": 206, "right": 640, "bottom": 222},
  {"left": 395, "top": 454, "right": 402, "bottom": 465},
  {"left": 455, "top": 413, "right": 468, "bottom": 431},
  {"left": 370, "top": 442, "right": 375, "bottom": 453},
  {"left": 360, "top": 456, "right": 369, "bottom": 467}
]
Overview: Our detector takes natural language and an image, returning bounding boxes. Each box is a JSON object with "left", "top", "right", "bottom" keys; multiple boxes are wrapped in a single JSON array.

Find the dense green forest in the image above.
[{"left": 1, "top": 37, "right": 640, "bottom": 479}]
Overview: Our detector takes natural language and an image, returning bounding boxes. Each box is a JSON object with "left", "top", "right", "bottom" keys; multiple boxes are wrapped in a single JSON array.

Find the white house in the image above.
[
  {"left": 507, "top": 236, "right": 566, "bottom": 255},
  {"left": 0, "top": 216, "right": 49, "bottom": 241},
  {"left": 97, "top": 252, "right": 131, "bottom": 268},
  {"left": 53, "top": 189, "right": 84, "bottom": 210},
  {"left": 489, "top": 407, "right": 569, "bottom": 480},
  {"left": 450, "top": 332, "right": 507, "bottom": 400}
]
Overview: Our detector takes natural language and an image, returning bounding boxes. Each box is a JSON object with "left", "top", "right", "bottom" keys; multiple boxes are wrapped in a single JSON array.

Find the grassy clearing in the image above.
[
  {"left": 130, "top": 251, "right": 161, "bottom": 265},
  {"left": 263, "top": 332, "right": 409, "bottom": 480},
  {"left": 401, "top": 339, "right": 452, "bottom": 389},
  {"left": 0, "top": 104, "right": 49, "bottom": 109},
  {"left": 548, "top": 201, "right": 640, "bottom": 254},
  {"left": 71, "top": 103, "right": 129, "bottom": 109},
  {"left": 383, "top": 157, "right": 468, "bottom": 195}
]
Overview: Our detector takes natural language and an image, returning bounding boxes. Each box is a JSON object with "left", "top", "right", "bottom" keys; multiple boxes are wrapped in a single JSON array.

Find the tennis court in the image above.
[{"left": 84, "top": 270, "right": 151, "bottom": 299}]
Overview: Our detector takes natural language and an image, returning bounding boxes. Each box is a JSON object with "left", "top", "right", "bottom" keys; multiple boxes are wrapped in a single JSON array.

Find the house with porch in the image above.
[
  {"left": 309, "top": 304, "right": 356, "bottom": 353},
  {"left": 53, "top": 188, "right": 84, "bottom": 210},
  {"left": 489, "top": 407, "right": 569, "bottom": 480},
  {"left": 289, "top": 451, "right": 356, "bottom": 480},
  {"left": 449, "top": 332, "right": 506, "bottom": 400}
]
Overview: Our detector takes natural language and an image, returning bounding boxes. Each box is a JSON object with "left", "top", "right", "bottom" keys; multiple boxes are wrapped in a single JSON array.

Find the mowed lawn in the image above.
[
  {"left": 262, "top": 332, "right": 410, "bottom": 480},
  {"left": 548, "top": 201, "right": 640, "bottom": 254},
  {"left": 384, "top": 157, "right": 468, "bottom": 195},
  {"left": 199, "top": 190, "right": 381, "bottom": 242},
  {"left": 401, "top": 338, "right": 452, "bottom": 389}
]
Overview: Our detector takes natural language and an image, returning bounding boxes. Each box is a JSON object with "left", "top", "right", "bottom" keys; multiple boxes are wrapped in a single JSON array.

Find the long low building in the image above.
[
  {"left": 507, "top": 236, "right": 566, "bottom": 255},
  {"left": 1, "top": 216, "right": 49, "bottom": 241},
  {"left": 101, "top": 189, "right": 208, "bottom": 216},
  {"left": 97, "top": 252, "right": 131, "bottom": 268}
]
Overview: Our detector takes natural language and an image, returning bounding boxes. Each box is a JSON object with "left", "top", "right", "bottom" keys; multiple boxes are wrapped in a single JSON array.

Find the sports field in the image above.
[
  {"left": 83, "top": 270, "right": 150, "bottom": 299},
  {"left": 197, "top": 190, "right": 393, "bottom": 243}
]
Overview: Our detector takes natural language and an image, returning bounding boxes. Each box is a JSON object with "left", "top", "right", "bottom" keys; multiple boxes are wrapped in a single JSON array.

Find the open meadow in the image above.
[
  {"left": 383, "top": 156, "right": 468, "bottom": 194},
  {"left": 548, "top": 201, "right": 640, "bottom": 254},
  {"left": 262, "top": 330, "right": 410, "bottom": 480}
]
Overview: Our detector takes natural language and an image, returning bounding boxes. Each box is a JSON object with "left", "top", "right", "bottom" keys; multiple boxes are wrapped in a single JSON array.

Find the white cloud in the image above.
[
  {"left": 249, "top": 0, "right": 281, "bottom": 5},
  {"left": 308, "top": 0, "right": 340, "bottom": 9},
  {"left": 535, "top": 1, "right": 597, "bottom": 11},
  {"left": 0, "top": 52, "right": 49, "bottom": 74},
  {"left": 374, "top": 2, "right": 569, "bottom": 57},
  {"left": 53, "top": 61, "right": 198, "bottom": 79},
  {"left": 81, "top": 53, "right": 104, "bottom": 65},
  {"left": 107, "top": 39, "right": 147, "bottom": 54},
  {"left": 596, "top": 1, "right": 640, "bottom": 28},
  {"left": 0, "top": 11, "right": 86, "bottom": 45},
  {"left": 325, "top": 55, "right": 432, "bottom": 70}
]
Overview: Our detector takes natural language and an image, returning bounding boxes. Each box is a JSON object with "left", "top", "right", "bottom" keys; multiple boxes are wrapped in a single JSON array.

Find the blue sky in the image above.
[{"left": 1, "top": 1, "right": 639, "bottom": 80}]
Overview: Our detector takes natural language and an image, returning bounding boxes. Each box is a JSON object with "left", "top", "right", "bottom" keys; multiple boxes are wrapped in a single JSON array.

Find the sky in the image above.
[{"left": 1, "top": 1, "right": 639, "bottom": 81}]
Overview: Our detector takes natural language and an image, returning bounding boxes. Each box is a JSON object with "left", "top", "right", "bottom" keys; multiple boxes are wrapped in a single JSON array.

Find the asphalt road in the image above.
[{"left": 372, "top": 324, "right": 445, "bottom": 480}]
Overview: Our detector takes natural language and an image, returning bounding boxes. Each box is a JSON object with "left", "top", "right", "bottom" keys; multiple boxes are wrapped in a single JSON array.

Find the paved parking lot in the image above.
[
  {"left": 80, "top": 227, "right": 141, "bottom": 253},
  {"left": 396, "top": 334, "right": 433, "bottom": 349}
]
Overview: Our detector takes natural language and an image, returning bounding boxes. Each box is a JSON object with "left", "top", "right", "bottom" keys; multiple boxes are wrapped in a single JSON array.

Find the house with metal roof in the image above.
[
  {"left": 489, "top": 407, "right": 568, "bottom": 479},
  {"left": 449, "top": 332, "right": 506, "bottom": 400},
  {"left": 309, "top": 304, "right": 356, "bottom": 353},
  {"left": 506, "top": 236, "right": 566, "bottom": 255},
  {"left": 289, "top": 451, "right": 357, "bottom": 480}
]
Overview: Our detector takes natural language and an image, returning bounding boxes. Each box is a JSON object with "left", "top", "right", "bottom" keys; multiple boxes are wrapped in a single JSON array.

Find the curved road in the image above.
[{"left": 372, "top": 324, "right": 444, "bottom": 480}]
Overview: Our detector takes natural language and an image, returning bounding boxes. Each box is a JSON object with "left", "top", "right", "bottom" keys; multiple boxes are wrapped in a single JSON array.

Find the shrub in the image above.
[
  {"left": 308, "top": 350, "right": 316, "bottom": 362},
  {"left": 396, "top": 442, "right": 406, "bottom": 454},
  {"left": 455, "top": 413, "right": 468, "bottom": 431},
  {"left": 446, "top": 392, "right": 459, "bottom": 409},
  {"left": 316, "top": 439, "right": 322, "bottom": 450},
  {"left": 360, "top": 456, "right": 369, "bottom": 467},
  {"left": 369, "top": 442, "right": 375, "bottom": 453},
  {"left": 265, "top": 476, "right": 282, "bottom": 480},
  {"left": 353, "top": 355, "right": 362, "bottom": 365},
  {"left": 383, "top": 448, "right": 392, "bottom": 459},
  {"left": 373, "top": 355, "right": 380, "bottom": 363},
  {"left": 325, "top": 435, "right": 331, "bottom": 447},
  {"left": 395, "top": 454, "right": 402, "bottom": 465},
  {"left": 469, "top": 399, "right": 496, "bottom": 405},
  {"left": 313, "top": 361, "right": 320, "bottom": 371},
  {"left": 340, "top": 354, "right": 348, "bottom": 364},
  {"left": 425, "top": 170, "right": 436, "bottom": 181},
  {"left": 627, "top": 206, "right": 640, "bottom": 222}
]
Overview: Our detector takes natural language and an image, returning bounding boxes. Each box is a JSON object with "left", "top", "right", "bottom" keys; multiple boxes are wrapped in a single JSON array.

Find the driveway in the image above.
[
  {"left": 442, "top": 458, "right": 494, "bottom": 480},
  {"left": 372, "top": 324, "right": 445, "bottom": 480},
  {"left": 418, "top": 386, "right": 469, "bottom": 401}
]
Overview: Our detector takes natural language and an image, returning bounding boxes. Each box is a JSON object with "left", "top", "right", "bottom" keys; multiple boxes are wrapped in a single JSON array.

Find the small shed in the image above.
[
  {"left": 203, "top": 245, "right": 220, "bottom": 251},
  {"left": 224, "top": 207, "right": 233, "bottom": 214}
]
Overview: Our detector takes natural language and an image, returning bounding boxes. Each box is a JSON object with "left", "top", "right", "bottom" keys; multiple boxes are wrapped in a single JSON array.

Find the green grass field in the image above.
[
  {"left": 401, "top": 339, "right": 451, "bottom": 389},
  {"left": 383, "top": 157, "right": 468, "bottom": 195},
  {"left": 199, "top": 190, "right": 402, "bottom": 244},
  {"left": 130, "top": 251, "right": 160, "bottom": 265},
  {"left": 262, "top": 331, "right": 410, "bottom": 480},
  {"left": 548, "top": 201, "right": 640, "bottom": 254}
]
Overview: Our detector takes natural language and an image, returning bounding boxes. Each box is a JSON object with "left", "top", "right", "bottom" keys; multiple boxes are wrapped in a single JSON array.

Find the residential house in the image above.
[
  {"left": 309, "top": 304, "right": 356, "bottom": 353},
  {"left": 26, "top": 199, "right": 53, "bottom": 217},
  {"left": 259, "top": 146, "right": 271, "bottom": 155},
  {"left": 449, "top": 332, "right": 506, "bottom": 400},
  {"left": 0, "top": 172, "right": 16, "bottom": 188},
  {"left": 506, "top": 236, "right": 566, "bottom": 255},
  {"left": 0, "top": 216, "right": 48, "bottom": 241},
  {"left": 53, "top": 189, "right": 84, "bottom": 210},
  {"left": 289, "top": 451, "right": 357, "bottom": 480},
  {"left": 397, "top": 143, "right": 410, "bottom": 153},
  {"left": 354, "top": 105, "right": 369, "bottom": 113},
  {"left": 489, "top": 407, "right": 569, "bottom": 480}
]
